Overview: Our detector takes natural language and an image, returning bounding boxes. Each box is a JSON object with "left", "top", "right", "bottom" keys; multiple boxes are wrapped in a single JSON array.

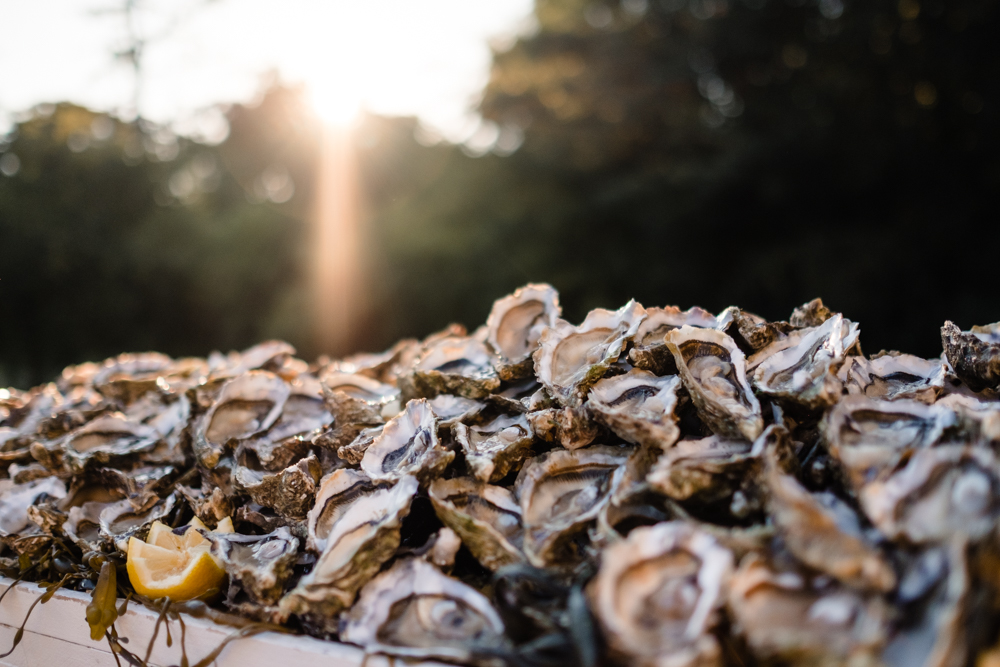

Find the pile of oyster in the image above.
[{"left": 2, "top": 284, "right": 1000, "bottom": 667}]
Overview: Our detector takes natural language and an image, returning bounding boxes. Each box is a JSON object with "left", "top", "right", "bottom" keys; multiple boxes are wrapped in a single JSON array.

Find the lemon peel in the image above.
[{"left": 126, "top": 520, "right": 227, "bottom": 601}]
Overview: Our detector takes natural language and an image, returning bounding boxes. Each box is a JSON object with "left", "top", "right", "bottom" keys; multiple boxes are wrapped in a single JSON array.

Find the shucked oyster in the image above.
[
  {"left": 453, "top": 413, "right": 533, "bottom": 483},
  {"left": 0, "top": 477, "right": 66, "bottom": 536},
  {"left": 822, "top": 396, "right": 955, "bottom": 490},
  {"left": 340, "top": 557, "right": 507, "bottom": 664},
  {"left": 628, "top": 306, "right": 723, "bottom": 376},
  {"left": 748, "top": 314, "right": 860, "bottom": 408},
  {"left": 588, "top": 522, "right": 733, "bottom": 667},
  {"left": 485, "top": 283, "right": 561, "bottom": 381},
  {"left": 515, "top": 445, "right": 630, "bottom": 567},
  {"left": 429, "top": 477, "right": 525, "bottom": 571},
  {"left": 728, "top": 553, "right": 890, "bottom": 665},
  {"left": 587, "top": 370, "right": 682, "bottom": 450},
  {"left": 860, "top": 445, "right": 1000, "bottom": 544},
  {"left": 52, "top": 413, "right": 161, "bottom": 473},
  {"left": 941, "top": 320, "right": 1000, "bottom": 393},
  {"left": 279, "top": 474, "right": 418, "bottom": 627},
  {"left": 534, "top": 300, "right": 645, "bottom": 406},
  {"left": 306, "top": 469, "right": 389, "bottom": 553},
  {"left": 646, "top": 435, "right": 760, "bottom": 511},
  {"left": 209, "top": 527, "right": 299, "bottom": 605},
  {"left": 407, "top": 336, "right": 501, "bottom": 400},
  {"left": 360, "top": 399, "right": 454, "bottom": 482},
  {"left": 839, "top": 352, "right": 947, "bottom": 403},
  {"left": 665, "top": 326, "right": 763, "bottom": 441},
  {"left": 192, "top": 371, "right": 290, "bottom": 468}
]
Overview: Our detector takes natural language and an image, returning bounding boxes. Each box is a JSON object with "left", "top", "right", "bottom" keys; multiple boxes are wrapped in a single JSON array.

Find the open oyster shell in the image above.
[
  {"left": 99, "top": 493, "right": 177, "bottom": 552},
  {"left": 860, "top": 445, "right": 1000, "bottom": 544},
  {"left": 628, "top": 306, "right": 723, "bottom": 376},
  {"left": 232, "top": 449, "right": 321, "bottom": 520},
  {"left": 748, "top": 314, "right": 859, "bottom": 408},
  {"left": 515, "top": 445, "right": 630, "bottom": 567},
  {"left": 822, "top": 396, "right": 956, "bottom": 490},
  {"left": 340, "top": 557, "right": 507, "bottom": 664},
  {"left": 306, "top": 468, "right": 392, "bottom": 553},
  {"left": 453, "top": 413, "right": 534, "bottom": 483},
  {"left": 192, "top": 371, "right": 290, "bottom": 469},
  {"left": 941, "top": 320, "right": 1000, "bottom": 393},
  {"left": 54, "top": 413, "right": 161, "bottom": 473},
  {"left": 279, "top": 474, "right": 418, "bottom": 627},
  {"left": 240, "top": 376, "right": 333, "bottom": 470},
  {"left": 839, "top": 352, "right": 947, "bottom": 403},
  {"left": 427, "top": 394, "right": 486, "bottom": 429},
  {"left": 589, "top": 521, "right": 733, "bottom": 667},
  {"left": 0, "top": 477, "right": 66, "bottom": 536},
  {"left": 764, "top": 433, "right": 896, "bottom": 592},
  {"left": 665, "top": 326, "right": 763, "bottom": 441},
  {"left": 647, "top": 435, "right": 761, "bottom": 512},
  {"left": 526, "top": 405, "right": 599, "bottom": 450},
  {"left": 533, "top": 300, "right": 645, "bottom": 406},
  {"left": 209, "top": 527, "right": 299, "bottom": 605},
  {"left": 428, "top": 477, "right": 525, "bottom": 571},
  {"left": 587, "top": 370, "right": 681, "bottom": 450},
  {"left": 485, "top": 283, "right": 561, "bottom": 381},
  {"left": 360, "top": 399, "right": 454, "bottom": 482},
  {"left": 407, "top": 336, "right": 501, "bottom": 400},
  {"left": 728, "top": 553, "right": 890, "bottom": 666}
]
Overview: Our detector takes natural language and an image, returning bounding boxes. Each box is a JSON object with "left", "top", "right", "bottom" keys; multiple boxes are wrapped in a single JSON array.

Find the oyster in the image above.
[
  {"left": 241, "top": 376, "right": 333, "bottom": 470},
  {"left": 407, "top": 336, "right": 501, "bottom": 400},
  {"left": 306, "top": 468, "right": 391, "bottom": 552},
  {"left": 728, "top": 553, "right": 890, "bottom": 665},
  {"left": 485, "top": 283, "right": 561, "bottom": 381},
  {"left": 749, "top": 314, "right": 860, "bottom": 408},
  {"left": 533, "top": 300, "right": 645, "bottom": 406},
  {"left": 453, "top": 413, "right": 534, "bottom": 483},
  {"left": 822, "top": 396, "right": 956, "bottom": 490},
  {"left": 587, "top": 370, "right": 682, "bottom": 449},
  {"left": 321, "top": 371, "right": 399, "bottom": 427},
  {"left": 340, "top": 557, "right": 507, "bottom": 664},
  {"left": 526, "top": 405, "right": 599, "bottom": 450},
  {"left": 279, "top": 474, "right": 418, "bottom": 625},
  {"left": 209, "top": 527, "right": 299, "bottom": 604},
  {"left": 0, "top": 477, "right": 66, "bottom": 536},
  {"left": 336, "top": 424, "right": 383, "bottom": 466},
  {"left": 941, "top": 320, "right": 1000, "bottom": 393},
  {"left": 727, "top": 308, "right": 795, "bottom": 352},
  {"left": 790, "top": 298, "right": 835, "bottom": 328},
  {"left": 588, "top": 522, "right": 733, "bottom": 667},
  {"left": 427, "top": 394, "right": 485, "bottom": 428},
  {"left": 359, "top": 399, "right": 454, "bottom": 482},
  {"left": 764, "top": 437, "right": 896, "bottom": 592},
  {"left": 56, "top": 413, "right": 161, "bottom": 472},
  {"left": 233, "top": 449, "right": 321, "bottom": 520},
  {"left": 325, "top": 338, "right": 422, "bottom": 386},
  {"left": 515, "top": 445, "right": 630, "bottom": 566},
  {"left": 99, "top": 493, "right": 177, "bottom": 552},
  {"left": 628, "top": 306, "right": 722, "bottom": 375},
  {"left": 665, "top": 326, "right": 763, "bottom": 441},
  {"left": 91, "top": 352, "right": 191, "bottom": 404},
  {"left": 428, "top": 477, "right": 525, "bottom": 570},
  {"left": 192, "top": 371, "right": 290, "bottom": 468},
  {"left": 839, "top": 352, "right": 947, "bottom": 403},
  {"left": 938, "top": 393, "right": 1000, "bottom": 444},
  {"left": 646, "top": 435, "right": 761, "bottom": 511},
  {"left": 860, "top": 445, "right": 1000, "bottom": 544}
]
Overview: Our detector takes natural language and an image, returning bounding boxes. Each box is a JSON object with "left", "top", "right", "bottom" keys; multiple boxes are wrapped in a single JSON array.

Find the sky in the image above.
[{"left": 0, "top": 0, "right": 535, "bottom": 142}]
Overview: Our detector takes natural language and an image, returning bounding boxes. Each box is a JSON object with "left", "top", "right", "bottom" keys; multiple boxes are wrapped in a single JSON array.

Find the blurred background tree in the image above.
[{"left": 1, "top": 0, "right": 998, "bottom": 387}]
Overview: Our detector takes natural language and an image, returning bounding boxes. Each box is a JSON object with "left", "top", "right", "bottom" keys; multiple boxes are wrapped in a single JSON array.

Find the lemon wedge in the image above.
[{"left": 126, "top": 520, "right": 226, "bottom": 601}]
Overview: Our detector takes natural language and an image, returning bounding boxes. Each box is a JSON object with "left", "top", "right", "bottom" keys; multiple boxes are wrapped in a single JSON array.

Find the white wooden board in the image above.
[{"left": 0, "top": 577, "right": 448, "bottom": 667}]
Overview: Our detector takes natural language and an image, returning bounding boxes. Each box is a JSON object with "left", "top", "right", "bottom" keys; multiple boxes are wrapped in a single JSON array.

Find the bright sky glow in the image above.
[{"left": 0, "top": 0, "right": 534, "bottom": 140}]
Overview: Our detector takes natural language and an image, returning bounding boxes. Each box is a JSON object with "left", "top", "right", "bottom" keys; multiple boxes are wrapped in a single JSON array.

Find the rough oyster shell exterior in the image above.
[
  {"left": 453, "top": 413, "right": 534, "bottom": 483},
  {"left": 628, "top": 306, "right": 722, "bottom": 376},
  {"left": 485, "top": 283, "right": 561, "bottom": 381},
  {"left": 587, "top": 370, "right": 681, "bottom": 450},
  {"left": 429, "top": 477, "right": 525, "bottom": 570},
  {"left": 941, "top": 320, "right": 1000, "bottom": 393}
]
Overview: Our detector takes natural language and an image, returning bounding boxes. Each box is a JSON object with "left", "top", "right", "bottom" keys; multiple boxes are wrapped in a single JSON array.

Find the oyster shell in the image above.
[
  {"left": 764, "top": 435, "right": 896, "bottom": 592},
  {"left": 839, "top": 352, "right": 947, "bottom": 403},
  {"left": 453, "top": 413, "right": 534, "bottom": 483},
  {"left": 340, "top": 557, "right": 507, "bottom": 664},
  {"left": 279, "top": 474, "right": 418, "bottom": 626},
  {"left": 646, "top": 435, "right": 761, "bottom": 510},
  {"left": 728, "top": 553, "right": 890, "bottom": 665},
  {"left": 860, "top": 445, "right": 1000, "bottom": 544},
  {"left": 241, "top": 376, "right": 333, "bottom": 470},
  {"left": 408, "top": 336, "right": 501, "bottom": 400},
  {"left": 209, "top": 527, "right": 299, "bottom": 604},
  {"left": 0, "top": 477, "right": 66, "bottom": 536},
  {"left": 306, "top": 468, "right": 392, "bottom": 553},
  {"left": 427, "top": 394, "right": 485, "bottom": 428},
  {"left": 428, "top": 477, "right": 525, "bottom": 570},
  {"left": 336, "top": 424, "right": 383, "bottom": 466},
  {"left": 628, "top": 306, "right": 722, "bottom": 375},
  {"left": 515, "top": 445, "right": 630, "bottom": 566},
  {"left": 588, "top": 522, "right": 733, "bottom": 667},
  {"left": 749, "top": 314, "right": 860, "bottom": 408},
  {"left": 99, "top": 493, "right": 177, "bottom": 552},
  {"left": 587, "top": 370, "right": 682, "bottom": 449},
  {"left": 325, "top": 338, "right": 422, "bottom": 386},
  {"left": 232, "top": 449, "right": 321, "bottom": 520},
  {"left": 665, "top": 326, "right": 763, "bottom": 441},
  {"left": 941, "top": 320, "right": 1000, "bottom": 393},
  {"left": 485, "top": 283, "right": 561, "bottom": 381},
  {"left": 533, "top": 300, "right": 645, "bottom": 406},
  {"left": 56, "top": 413, "right": 161, "bottom": 472},
  {"left": 321, "top": 371, "right": 399, "bottom": 427},
  {"left": 359, "top": 399, "right": 454, "bottom": 482},
  {"left": 822, "top": 396, "right": 956, "bottom": 490},
  {"left": 192, "top": 371, "right": 290, "bottom": 468},
  {"left": 526, "top": 405, "right": 599, "bottom": 450},
  {"left": 91, "top": 352, "right": 196, "bottom": 404},
  {"left": 790, "top": 298, "right": 835, "bottom": 328}
]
